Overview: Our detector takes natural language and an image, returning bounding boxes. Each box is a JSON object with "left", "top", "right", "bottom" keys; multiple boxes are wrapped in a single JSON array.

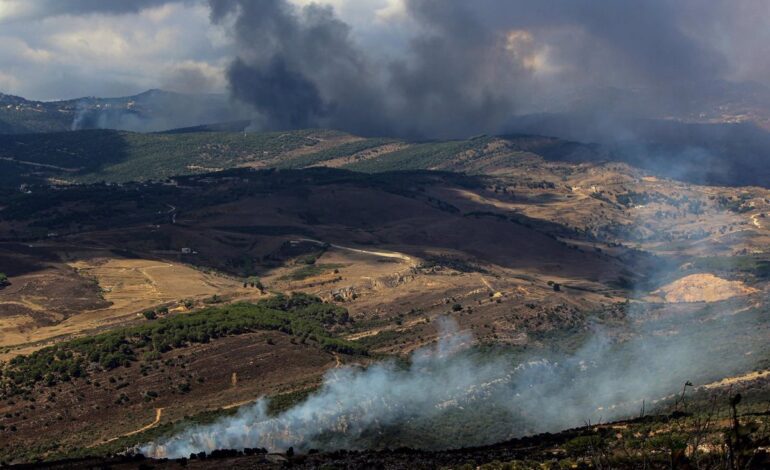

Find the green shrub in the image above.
[
  {"left": 564, "top": 434, "right": 604, "bottom": 455},
  {"left": 0, "top": 293, "right": 365, "bottom": 396}
]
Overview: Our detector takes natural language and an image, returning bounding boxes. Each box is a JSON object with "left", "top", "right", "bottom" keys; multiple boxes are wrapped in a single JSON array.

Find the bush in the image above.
[
  {"left": 565, "top": 435, "right": 603, "bottom": 455},
  {"left": 0, "top": 293, "right": 365, "bottom": 396}
]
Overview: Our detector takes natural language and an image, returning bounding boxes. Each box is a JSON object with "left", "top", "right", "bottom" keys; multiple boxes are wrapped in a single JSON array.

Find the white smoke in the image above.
[
  {"left": 141, "top": 318, "right": 506, "bottom": 457},
  {"left": 139, "top": 308, "right": 760, "bottom": 459}
]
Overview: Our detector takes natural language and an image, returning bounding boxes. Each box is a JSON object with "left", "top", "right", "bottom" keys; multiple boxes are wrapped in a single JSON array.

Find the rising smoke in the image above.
[
  {"left": 141, "top": 308, "right": 762, "bottom": 458},
  {"left": 208, "top": 0, "right": 529, "bottom": 138},
  {"left": 5, "top": 0, "right": 769, "bottom": 141},
  {"left": 206, "top": 0, "right": 770, "bottom": 140},
  {"left": 69, "top": 90, "right": 252, "bottom": 132}
]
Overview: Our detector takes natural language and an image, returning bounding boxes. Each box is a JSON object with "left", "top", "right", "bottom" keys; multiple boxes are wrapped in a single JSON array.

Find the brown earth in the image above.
[
  {"left": 654, "top": 273, "right": 757, "bottom": 303},
  {"left": 1, "top": 155, "right": 769, "bottom": 464},
  {"left": 0, "top": 330, "right": 341, "bottom": 462},
  {"left": 1, "top": 253, "right": 248, "bottom": 361}
]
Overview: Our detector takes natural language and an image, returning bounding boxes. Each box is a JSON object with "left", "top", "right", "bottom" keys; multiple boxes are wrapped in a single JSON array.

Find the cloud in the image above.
[
  {"left": 159, "top": 60, "right": 226, "bottom": 94},
  {"left": 204, "top": 0, "right": 770, "bottom": 139},
  {"left": 0, "top": 0, "right": 767, "bottom": 139},
  {"left": 0, "top": 0, "right": 195, "bottom": 22},
  {"left": 0, "top": 2, "right": 227, "bottom": 100}
]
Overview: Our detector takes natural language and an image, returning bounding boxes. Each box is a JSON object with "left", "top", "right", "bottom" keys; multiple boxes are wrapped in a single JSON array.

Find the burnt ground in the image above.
[
  {"left": 0, "top": 331, "right": 341, "bottom": 463},
  {"left": 0, "top": 168, "right": 769, "bottom": 466},
  {"left": 15, "top": 404, "right": 770, "bottom": 470}
]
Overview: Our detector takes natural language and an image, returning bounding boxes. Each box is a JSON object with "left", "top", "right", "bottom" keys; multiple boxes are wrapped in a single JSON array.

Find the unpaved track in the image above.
[
  {"left": 597, "top": 369, "right": 770, "bottom": 414},
  {"left": 0, "top": 156, "right": 78, "bottom": 172},
  {"left": 294, "top": 239, "right": 415, "bottom": 264},
  {"left": 91, "top": 408, "right": 164, "bottom": 447}
]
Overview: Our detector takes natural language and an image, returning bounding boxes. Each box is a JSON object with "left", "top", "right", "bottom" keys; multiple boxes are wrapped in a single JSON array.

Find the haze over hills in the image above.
[
  {"left": 0, "top": 90, "right": 770, "bottom": 468},
  {"left": 0, "top": 89, "right": 250, "bottom": 135},
  {"left": 1, "top": 123, "right": 770, "bottom": 465},
  {"left": 0, "top": 0, "right": 769, "bottom": 468},
  {"left": 3, "top": 86, "right": 770, "bottom": 187}
]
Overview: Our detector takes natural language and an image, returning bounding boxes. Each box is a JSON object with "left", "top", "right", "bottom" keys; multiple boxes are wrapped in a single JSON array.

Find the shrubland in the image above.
[{"left": 0, "top": 293, "right": 364, "bottom": 397}]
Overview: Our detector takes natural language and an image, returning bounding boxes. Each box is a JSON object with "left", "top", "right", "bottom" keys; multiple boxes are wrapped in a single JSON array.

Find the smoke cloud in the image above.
[
  {"left": 206, "top": 0, "right": 770, "bottom": 140},
  {"left": 3, "top": 1, "right": 768, "bottom": 145},
  {"left": 69, "top": 90, "right": 251, "bottom": 132},
  {"left": 141, "top": 308, "right": 762, "bottom": 458}
]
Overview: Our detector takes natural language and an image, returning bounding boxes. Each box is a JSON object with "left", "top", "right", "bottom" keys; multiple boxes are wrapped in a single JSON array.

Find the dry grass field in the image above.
[
  {"left": 1, "top": 254, "right": 247, "bottom": 360},
  {"left": 1, "top": 155, "right": 769, "bottom": 464}
]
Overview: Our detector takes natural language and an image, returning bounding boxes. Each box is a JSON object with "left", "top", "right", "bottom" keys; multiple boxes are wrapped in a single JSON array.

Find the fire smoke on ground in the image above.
[{"left": 140, "top": 311, "right": 759, "bottom": 459}]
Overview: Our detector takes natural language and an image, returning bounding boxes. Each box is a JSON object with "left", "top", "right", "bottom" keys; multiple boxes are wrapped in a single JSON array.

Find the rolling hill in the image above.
[
  {"left": 1, "top": 122, "right": 770, "bottom": 188},
  {"left": 0, "top": 90, "right": 248, "bottom": 135},
  {"left": 0, "top": 128, "right": 601, "bottom": 187},
  {"left": 0, "top": 125, "right": 769, "bottom": 465}
]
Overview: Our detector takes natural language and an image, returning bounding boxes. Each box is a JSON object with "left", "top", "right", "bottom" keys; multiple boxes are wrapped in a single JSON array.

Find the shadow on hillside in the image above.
[
  {"left": 0, "top": 167, "right": 655, "bottom": 287},
  {"left": 503, "top": 116, "right": 770, "bottom": 188},
  {"left": 0, "top": 129, "right": 131, "bottom": 181}
]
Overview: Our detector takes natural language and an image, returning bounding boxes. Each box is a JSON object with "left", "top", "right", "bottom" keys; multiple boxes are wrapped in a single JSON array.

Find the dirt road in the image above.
[
  {"left": 91, "top": 408, "right": 164, "bottom": 447},
  {"left": 294, "top": 238, "right": 415, "bottom": 264}
]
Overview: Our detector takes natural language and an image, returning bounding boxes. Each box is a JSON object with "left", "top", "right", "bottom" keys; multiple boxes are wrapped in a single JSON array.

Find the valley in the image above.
[{"left": 0, "top": 129, "right": 768, "bottom": 466}]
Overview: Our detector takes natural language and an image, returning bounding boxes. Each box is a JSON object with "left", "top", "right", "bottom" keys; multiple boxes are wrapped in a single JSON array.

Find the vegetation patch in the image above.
[
  {"left": 48, "top": 386, "right": 320, "bottom": 461},
  {"left": 344, "top": 137, "right": 495, "bottom": 173},
  {"left": 280, "top": 263, "right": 345, "bottom": 281},
  {"left": 277, "top": 138, "right": 398, "bottom": 169},
  {"left": 0, "top": 293, "right": 364, "bottom": 397},
  {"left": 688, "top": 255, "right": 770, "bottom": 280}
]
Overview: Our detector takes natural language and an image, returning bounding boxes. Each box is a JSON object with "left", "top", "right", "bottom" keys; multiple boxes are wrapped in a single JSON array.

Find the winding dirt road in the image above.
[{"left": 91, "top": 408, "right": 164, "bottom": 447}]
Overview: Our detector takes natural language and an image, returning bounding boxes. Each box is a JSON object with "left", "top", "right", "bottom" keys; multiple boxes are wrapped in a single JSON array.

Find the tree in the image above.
[
  {"left": 0, "top": 273, "right": 7, "bottom": 286},
  {"left": 246, "top": 276, "right": 265, "bottom": 292}
]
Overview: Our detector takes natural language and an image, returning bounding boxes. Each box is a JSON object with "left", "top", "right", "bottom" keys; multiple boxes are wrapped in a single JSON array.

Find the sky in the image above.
[
  {"left": 0, "top": 0, "right": 405, "bottom": 100},
  {"left": 0, "top": 0, "right": 768, "bottom": 137}
]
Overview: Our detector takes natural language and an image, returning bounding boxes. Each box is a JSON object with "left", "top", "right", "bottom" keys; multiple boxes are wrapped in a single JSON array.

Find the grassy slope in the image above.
[
  {"left": 0, "top": 293, "right": 364, "bottom": 397},
  {"left": 343, "top": 137, "right": 494, "bottom": 173},
  {"left": 0, "top": 107, "right": 73, "bottom": 134},
  {"left": 0, "top": 129, "right": 332, "bottom": 184},
  {"left": 0, "top": 129, "right": 511, "bottom": 186}
]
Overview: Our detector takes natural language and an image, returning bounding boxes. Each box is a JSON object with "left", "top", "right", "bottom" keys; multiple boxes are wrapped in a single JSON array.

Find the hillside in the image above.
[
  {"left": 0, "top": 133, "right": 769, "bottom": 464},
  {"left": 2, "top": 123, "right": 770, "bottom": 189},
  {"left": 0, "top": 162, "right": 768, "bottom": 463},
  {"left": 3, "top": 86, "right": 770, "bottom": 187},
  {"left": 0, "top": 90, "right": 247, "bottom": 135},
  {"left": 0, "top": 128, "right": 601, "bottom": 186}
]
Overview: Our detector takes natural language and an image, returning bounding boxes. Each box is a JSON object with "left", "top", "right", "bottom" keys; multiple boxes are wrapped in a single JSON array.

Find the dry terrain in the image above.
[
  {"left": 0, "top": 140, "right": 769, "bottom": 464},
  {"left": 0, "top": 330, "right": 342, "bottom": 461}
]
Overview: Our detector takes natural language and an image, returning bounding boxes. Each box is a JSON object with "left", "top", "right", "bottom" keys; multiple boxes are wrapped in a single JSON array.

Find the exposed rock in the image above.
[{"left": 654, "top": 273, "right": 756, "bottom": 303}]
